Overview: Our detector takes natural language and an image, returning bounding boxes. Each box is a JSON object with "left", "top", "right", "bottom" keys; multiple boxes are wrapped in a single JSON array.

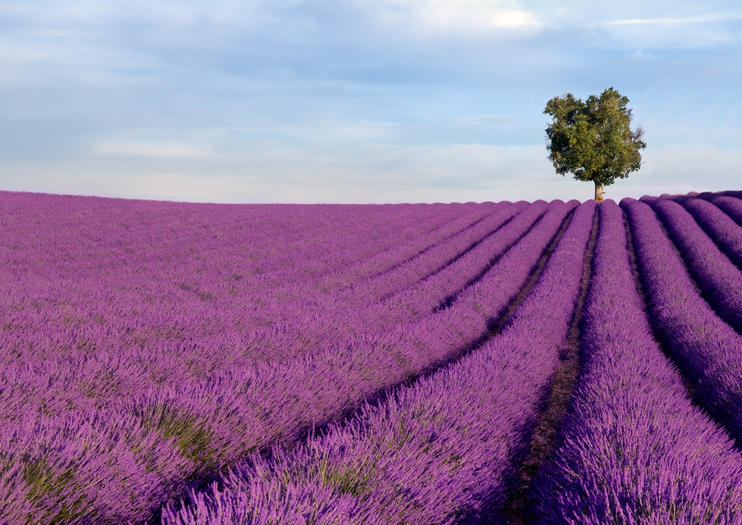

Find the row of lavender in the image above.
[
  {"left": 674, "top": 196, "right": 742, "bottom": 267},
  {"left": 0, "top": 192, "right": 574, "bottom": 521},
  {"left": 641, "top": 196, "right": 742, "bottom": 331}
]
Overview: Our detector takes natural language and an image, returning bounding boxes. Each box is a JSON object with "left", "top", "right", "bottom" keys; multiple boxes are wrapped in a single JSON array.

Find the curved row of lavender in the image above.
[
  {"left": 162, "top": 202, "right": 597, "bottom": 525},
  {"left": 642, "top": 197, "right": 742, "bottom": 331},
  {"left": 621, "top": 198, "right": 742, "bottom": 444},
  {"left": 533, "top": 200, "right": 742, "bottom": 523},
  {"left": 370, "top": 200, "right": 543, "bottom": 322},
  {"left": 707, "top": 195, "right": 742, "bottom": 225},
  {"left": 674, "top": 197, "right": 742, "bottom": 268},
  {"left": 0, "top": 193, "right": 574, "bottom": 521},
  {"left": 336, "top": 202, "right": 522, "bottom": 303}
]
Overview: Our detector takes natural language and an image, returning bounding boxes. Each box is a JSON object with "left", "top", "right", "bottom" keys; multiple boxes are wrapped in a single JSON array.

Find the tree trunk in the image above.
[{"left": 594, "top": 181, "right": 604, "bottom": 203}]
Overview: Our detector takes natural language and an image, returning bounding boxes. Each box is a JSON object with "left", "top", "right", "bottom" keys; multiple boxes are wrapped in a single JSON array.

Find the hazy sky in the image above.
[{"left": 2, "top": 1, "right": 741, "bottom": 203}]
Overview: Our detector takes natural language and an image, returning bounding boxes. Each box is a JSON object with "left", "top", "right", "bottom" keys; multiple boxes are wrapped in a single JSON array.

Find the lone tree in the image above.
[{"left": 544, "top": 87, "right": 645, "bottom": 202}]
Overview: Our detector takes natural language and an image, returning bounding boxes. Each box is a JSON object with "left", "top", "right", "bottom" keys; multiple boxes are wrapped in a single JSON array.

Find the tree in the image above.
[{"left": 544, "top": 87, "right": 645, "bottom": 202}]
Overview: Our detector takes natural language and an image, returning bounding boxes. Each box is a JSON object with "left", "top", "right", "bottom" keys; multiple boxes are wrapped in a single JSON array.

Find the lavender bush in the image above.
[{"left": 3, "top": 189, "right": 741, "bottom": 523}]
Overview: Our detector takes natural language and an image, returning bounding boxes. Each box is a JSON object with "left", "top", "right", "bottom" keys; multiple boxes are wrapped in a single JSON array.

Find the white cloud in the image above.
[
  {"left": 360, "top": 0, "right": 544, "bottom": 35},
  {"left": 602, "top": 11, "right": 742, "bottom": 26},
  {"left": 592, "top": 8, "right": 742, "bottom": 49},
  {"left": 489, "top": 8, "right": 542, "bottom": 29},
  {"left": 91, "top": 141, "right": 217, "bottom": 159}
]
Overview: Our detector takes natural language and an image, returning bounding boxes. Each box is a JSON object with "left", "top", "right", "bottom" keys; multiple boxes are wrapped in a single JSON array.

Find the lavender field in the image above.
[{"left": 1, "top": 190, "right": 741, "bottom": 524}]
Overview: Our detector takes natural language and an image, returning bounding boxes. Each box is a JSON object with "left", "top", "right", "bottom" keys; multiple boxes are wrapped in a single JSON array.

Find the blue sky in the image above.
[{"left": 1, "top": 1, "right": 741, "bottom": 203}]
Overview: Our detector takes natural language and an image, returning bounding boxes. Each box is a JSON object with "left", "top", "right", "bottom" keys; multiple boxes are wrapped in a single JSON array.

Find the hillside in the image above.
[{"left": 1, "top": 190, "right": 740, "bottom": 524}]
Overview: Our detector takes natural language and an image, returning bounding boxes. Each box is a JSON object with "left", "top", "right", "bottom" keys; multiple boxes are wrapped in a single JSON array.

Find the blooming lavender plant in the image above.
[
  {"left": 3, "top": 189, "right": 740, "bottom": 523},
  {"left": 0, "top": 194, "right": 501, "bottom": 522}
]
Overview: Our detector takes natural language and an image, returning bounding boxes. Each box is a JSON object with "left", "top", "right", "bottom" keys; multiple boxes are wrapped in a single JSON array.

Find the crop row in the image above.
[
  {"left": 675, "top": 196, "right": 742, "bottom": 268},
  {"left": 621, "top": 198, "right": 742, "bottom": 445},
  {"left": 706, "top": 194, "right": 742, "bottom": 225},
  {"left": 643, "top": 196, "right": 741, "bottom": 331},
  {"left": 329, "top": 202, "right": 523, "bottom": 304},
  {"left": 162, "top": 202, "right": 597, "bottom": 524},
  {"left": 533, "top": 200, "right": 742, "bottom": 523},
  {"left": 321, "top": 203, "right": 499, "bottom": 291}
]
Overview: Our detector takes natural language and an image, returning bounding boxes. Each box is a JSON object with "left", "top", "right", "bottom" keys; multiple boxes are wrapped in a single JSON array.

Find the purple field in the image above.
[{"left": 1, "top": 190, "right": 741, "bottom": 524}]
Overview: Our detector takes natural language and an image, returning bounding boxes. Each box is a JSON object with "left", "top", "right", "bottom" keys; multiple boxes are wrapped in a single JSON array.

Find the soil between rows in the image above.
[{"left": 500, "top": 205, "right": 599, "bottom": 525}]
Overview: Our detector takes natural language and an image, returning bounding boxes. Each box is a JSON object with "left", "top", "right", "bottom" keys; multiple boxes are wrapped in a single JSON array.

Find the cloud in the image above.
[
  {"left": 3, "top": 142, "right": 550, "bottom": 202},
  {"left": 490, "top": 8, "right": 542, "bottom": 29},
  {"left": 8, "top": 140, "right": 740, "bottom": 204},
  {"left": 354, "top": 0, "right": 545, "bottom": 37},
  {"left": 91, "top": 141, "right": 217, "bottom": 159},
  {"left": 592, "top": 8, "right": 742, "bottom": 49},
  {"left": 420, "top": 3, "right": 543, "bottom": 32},
  {"left": 602, "top": 11, "right": 742, "bottom": 26}
]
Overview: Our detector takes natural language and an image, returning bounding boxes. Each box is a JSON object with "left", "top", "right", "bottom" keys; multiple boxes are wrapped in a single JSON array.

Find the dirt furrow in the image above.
[{"left": 501, "top": 206, "right": 598, "bottom": 525}]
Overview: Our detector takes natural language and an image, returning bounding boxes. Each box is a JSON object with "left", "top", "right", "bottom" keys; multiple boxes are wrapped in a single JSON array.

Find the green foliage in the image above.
[
  {"left": 22, "top": 457, "right": 86, "bottom": 523},
  {"left": 544, "top": 87, "right": 646, "bottom": 189},
  {"left": 319, "top": 462, "right": 373, "bottom": 497},
  {"left": 157, "top": 411, "right": 215, "bottom": 467},
  {"left": 141, "top": 406, "right": 215, "bottom": 470}
]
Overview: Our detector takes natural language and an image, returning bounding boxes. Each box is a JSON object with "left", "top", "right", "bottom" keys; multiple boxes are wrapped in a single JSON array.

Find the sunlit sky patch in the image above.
[{"left": 1, "top": 0, "right": 741, "bottom": 202}]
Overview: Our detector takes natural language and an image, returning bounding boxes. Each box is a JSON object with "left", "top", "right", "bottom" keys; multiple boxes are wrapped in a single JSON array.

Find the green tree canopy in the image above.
[{"left": 544, "top": 87, "right": 646, "bottom": 202}]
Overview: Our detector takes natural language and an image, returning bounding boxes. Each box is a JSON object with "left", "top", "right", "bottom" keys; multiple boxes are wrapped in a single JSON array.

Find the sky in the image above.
[{"left": 1, "top": 0, "right": 741, "bottom": 203}]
